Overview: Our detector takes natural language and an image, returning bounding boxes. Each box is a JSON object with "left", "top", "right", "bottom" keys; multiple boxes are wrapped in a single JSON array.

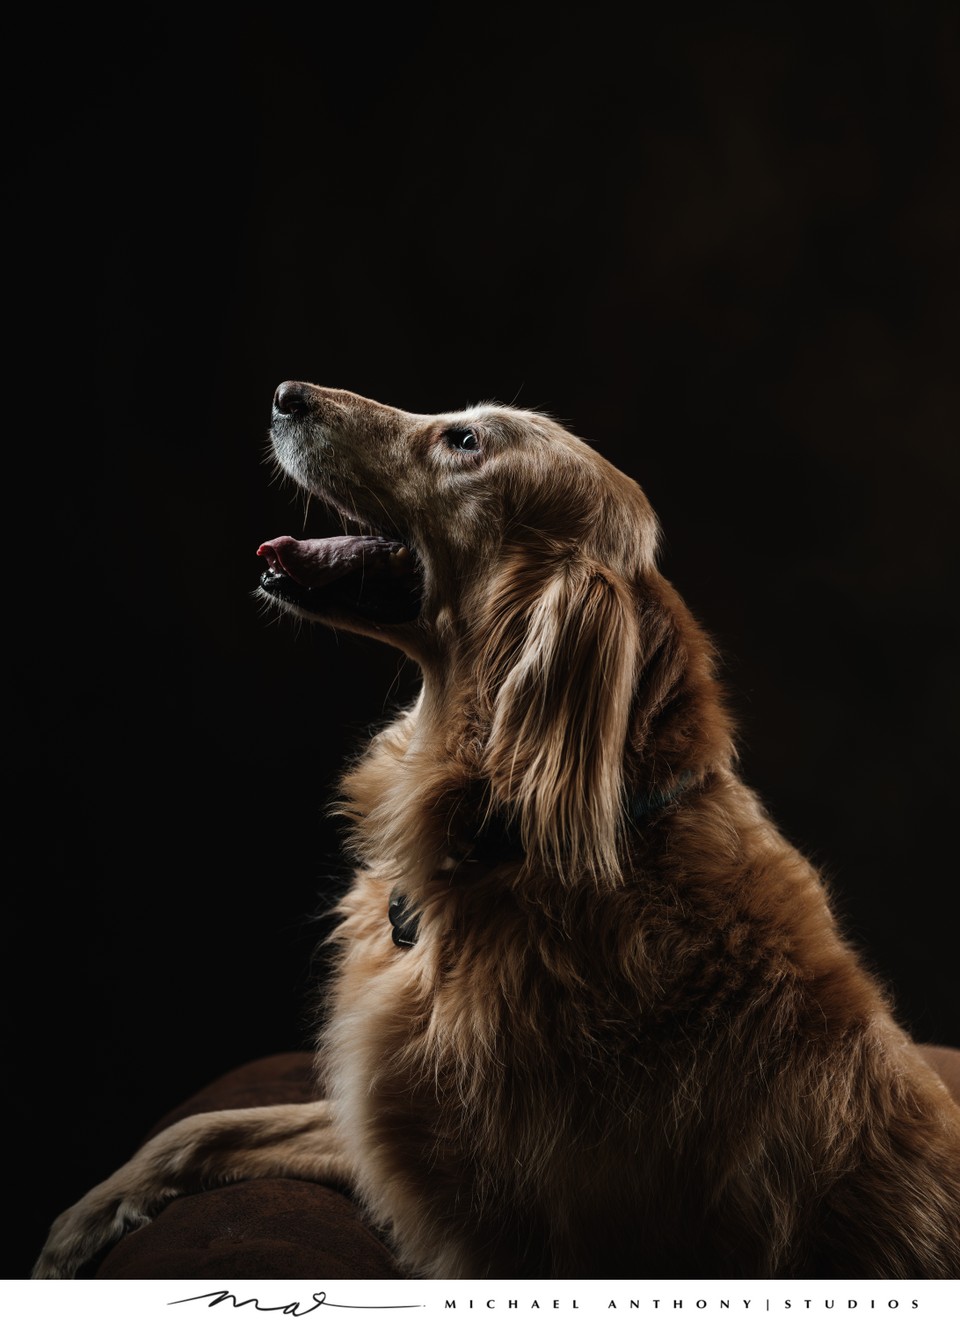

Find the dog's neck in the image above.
[
  {"left": 339, "top": 577, "right": 733, "bottom": 896},
  {"left": 385, "top": 769, "right": 701, "bottom": 947},
  {"left": 341, "top": 684, "right": 710, "bottom": 895}
]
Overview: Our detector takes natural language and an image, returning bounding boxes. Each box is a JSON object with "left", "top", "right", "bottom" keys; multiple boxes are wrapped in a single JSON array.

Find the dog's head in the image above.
[
  {"left": 259, "top": 383, "right": 725, "bottom": 884},
  {"left": 259, "top": 382, "right": 659, "bottom": 645}
]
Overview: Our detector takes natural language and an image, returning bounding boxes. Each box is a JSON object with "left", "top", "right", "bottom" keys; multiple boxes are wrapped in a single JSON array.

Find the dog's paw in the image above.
[{"left": 32, "top": 1183, "right": 155, "bottom": 1279}]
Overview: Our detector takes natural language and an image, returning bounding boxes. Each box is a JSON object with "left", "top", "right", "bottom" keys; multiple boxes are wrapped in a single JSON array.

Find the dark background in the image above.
[{"left": 7, "top": 3, "right": 959, "bottom": 1279}]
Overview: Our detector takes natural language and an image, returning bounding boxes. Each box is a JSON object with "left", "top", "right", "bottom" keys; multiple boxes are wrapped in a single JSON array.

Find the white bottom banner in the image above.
[{"left": 7, "top": 1279, "right": 960, "bottom": 1326}]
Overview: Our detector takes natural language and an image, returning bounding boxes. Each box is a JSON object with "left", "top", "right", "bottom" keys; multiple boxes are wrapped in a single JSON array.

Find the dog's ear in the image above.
[{"left": 476, "top": 557, "right": 639, "bottom": 886}]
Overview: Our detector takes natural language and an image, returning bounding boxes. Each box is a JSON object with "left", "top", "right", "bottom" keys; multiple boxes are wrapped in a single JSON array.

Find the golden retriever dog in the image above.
[{"left": 34, "top": 384, "right": 960, "bottom": 1279}]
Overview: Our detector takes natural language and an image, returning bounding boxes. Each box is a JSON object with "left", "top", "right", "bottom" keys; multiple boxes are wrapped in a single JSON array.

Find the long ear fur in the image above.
[{"left": 475, "top": 556, "right": 639, "bottom": 886}]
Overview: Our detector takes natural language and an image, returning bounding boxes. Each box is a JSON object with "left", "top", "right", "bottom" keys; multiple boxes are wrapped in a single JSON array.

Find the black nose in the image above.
[{"left": 274, "top": 381, "right": 311, "bottom": 416}]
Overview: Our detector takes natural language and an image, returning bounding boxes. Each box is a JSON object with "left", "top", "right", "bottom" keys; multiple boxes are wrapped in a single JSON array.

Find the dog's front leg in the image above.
[{"left": 32, "top": 1099, "right": 351, "bottom": 1279}]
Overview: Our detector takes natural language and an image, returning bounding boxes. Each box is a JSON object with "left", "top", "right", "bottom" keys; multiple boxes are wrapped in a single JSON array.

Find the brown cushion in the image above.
[
  {"left": 96, "top": 1178, "right": 401, "bottom": 1279},
  {"left": 95, "top": 1053, "right": 403, "bottom": 1279},
  {"left": 95, "top": 1044, "right": 960, "bottom": 1278},
  {"left": 142, "top": 1051, "right": 323, "bottom": 1137}
]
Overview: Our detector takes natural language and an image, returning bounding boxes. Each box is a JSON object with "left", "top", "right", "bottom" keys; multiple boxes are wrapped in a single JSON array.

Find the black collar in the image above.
[
  {"left": 387, "top": 772, "right": 696, "bottom": 949},
  {"left": 629, "top": 769, "right": 697, "bottom": 820}
]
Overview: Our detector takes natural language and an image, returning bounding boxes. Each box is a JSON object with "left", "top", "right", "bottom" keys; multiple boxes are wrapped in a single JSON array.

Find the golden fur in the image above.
[{"left": 34, "top": 385, "right": 960, "bottom": 1279}]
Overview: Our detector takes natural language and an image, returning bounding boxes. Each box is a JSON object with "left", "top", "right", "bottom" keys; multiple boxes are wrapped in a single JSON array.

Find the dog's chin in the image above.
[
  {"left": 257, "top": 533, "right": 423, "bottom": 628},
  {"left": 257, "top": 569, "right": 422, "bottom": 627}
]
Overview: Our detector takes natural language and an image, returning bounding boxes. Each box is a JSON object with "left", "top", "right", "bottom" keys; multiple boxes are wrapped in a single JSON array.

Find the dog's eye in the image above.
[{"left": 443, "top": 427, "right": 480, "bottom": 453}]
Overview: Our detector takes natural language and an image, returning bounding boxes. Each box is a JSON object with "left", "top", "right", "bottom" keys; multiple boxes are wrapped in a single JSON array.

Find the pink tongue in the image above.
[{"left": 257, "top": 535, "right": 404, "bottom": 587}]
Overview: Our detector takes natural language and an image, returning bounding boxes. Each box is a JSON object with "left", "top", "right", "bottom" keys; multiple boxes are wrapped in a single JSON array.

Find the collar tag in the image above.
[{"left": 389, "top": 890, "right": 421, "bottom": 948}]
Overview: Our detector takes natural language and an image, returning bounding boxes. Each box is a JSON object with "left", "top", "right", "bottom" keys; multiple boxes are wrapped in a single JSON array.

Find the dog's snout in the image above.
[{"left": 274, "top": 381, "right": 312, "bottom": 417}]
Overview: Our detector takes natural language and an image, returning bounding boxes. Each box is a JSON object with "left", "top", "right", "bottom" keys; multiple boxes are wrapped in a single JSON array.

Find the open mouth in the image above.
[{"left": 257, "top": 533, "right": 423, "bottom": 624}]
